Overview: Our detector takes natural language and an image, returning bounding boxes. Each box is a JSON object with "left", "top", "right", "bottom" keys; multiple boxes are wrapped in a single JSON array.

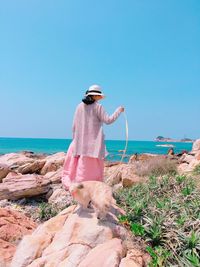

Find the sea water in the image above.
[{"left": 0, "top": 137, "right": 193, "bottom": 162}]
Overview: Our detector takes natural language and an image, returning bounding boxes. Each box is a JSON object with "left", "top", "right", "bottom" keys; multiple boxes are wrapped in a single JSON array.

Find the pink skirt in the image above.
[{"left": 61, "top": 141, "right": 104, "bottom": 190}]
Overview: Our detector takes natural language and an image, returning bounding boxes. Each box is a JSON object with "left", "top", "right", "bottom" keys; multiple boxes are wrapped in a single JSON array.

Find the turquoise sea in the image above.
[{"left": 0, "top": 137, "right": 193, "bottom": 162}]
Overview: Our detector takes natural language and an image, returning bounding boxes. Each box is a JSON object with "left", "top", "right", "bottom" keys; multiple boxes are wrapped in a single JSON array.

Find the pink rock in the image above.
[
  {"left": 119, "top": 248, "right": 148, "bottom": 267},
  {"left": 178, "top": 163, "right": 189, "bottom": 174},
  {"left": 178, "top": 159, "right": 200, "bottom": 174},
  {"left": 192, "top": 139, "right": 200, "bottom": 154},
  {"left": 40, "top": 152, "right": 65, "bottom": 175},
  {"left": 129, "top": 153, "right": 158, "bottom": 164},
  {"left": 0, "top": 164, "right": 10, "bottom": 182},
  {"left": 44, "top": 167, "right": 63, "bottom": 184},
  {"left": 10, "top": 205, "right": 130, "bottom": 267},
  {"left": 48, "top": 187, "right": 73, "bottom": 209},
  {"left": 0, "top": 153, "right": 34, "bottom": 168},
  {"left": 179, "top": 154, "right": 195, "bottom": 164},
  {"left": 5, "top": 171, "right": 19, "bottom": 179},
  {"left": 18, "top": 160, "right": 46, "bottom": 174},
  {"left": 78, "top": 238, "right": 125, "bottom": 267},
  {"left": 0, "top": 208, "right": 37, "bottom": 243},
  {"left": 0, "top": 173, "right": 51, "bottom": 200},
  {"left": 0, "top": 239, "right": 16, "bottom": 267},
  {"left": 104, "top": 164, "right": 126, "bottom": 186},
  {"left": 195, "top": 152, "right": 200, "bottom": 161},
  {"left": 121, "top": 165, "right": 143, "bottom": 187},
  {"left": 119, "top": 257, "right": 141, "bottom": 267}
]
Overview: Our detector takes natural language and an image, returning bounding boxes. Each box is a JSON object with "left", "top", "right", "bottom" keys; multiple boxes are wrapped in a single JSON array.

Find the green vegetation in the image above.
[
  {"left": 38, "top": 202, "right": 61, "bottom": 221},
  {"left": 116, "top": 175, "right": 200, "bottom": 266}
]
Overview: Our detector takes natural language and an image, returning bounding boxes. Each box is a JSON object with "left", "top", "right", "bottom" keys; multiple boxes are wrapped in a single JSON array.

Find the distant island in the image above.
[{"left": 155, "top": 136, "right": 194, "bottom": 143}]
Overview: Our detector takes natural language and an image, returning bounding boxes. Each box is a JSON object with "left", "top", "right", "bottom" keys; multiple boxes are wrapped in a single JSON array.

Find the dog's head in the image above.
[{"left": 69, "top": 183, "right": 84, "bottom": 197}]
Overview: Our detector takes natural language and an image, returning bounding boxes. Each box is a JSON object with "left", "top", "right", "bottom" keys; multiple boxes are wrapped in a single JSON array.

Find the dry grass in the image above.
[{"left": 133, "top": 157, "right": 177, "bottom": 177}]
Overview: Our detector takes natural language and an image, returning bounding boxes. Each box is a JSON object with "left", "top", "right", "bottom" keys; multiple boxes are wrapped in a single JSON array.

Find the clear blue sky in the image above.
[{"left": 0, "top": 0, "right": 199, "bottom": 140}]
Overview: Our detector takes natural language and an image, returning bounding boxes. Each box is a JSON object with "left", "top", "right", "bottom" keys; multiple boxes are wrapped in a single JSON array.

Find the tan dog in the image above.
[{"left": 69, "top": 181, "right": 116, "bottom": 220}]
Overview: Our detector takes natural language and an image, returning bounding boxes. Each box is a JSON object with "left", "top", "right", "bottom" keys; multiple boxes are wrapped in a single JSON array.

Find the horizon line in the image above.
[{"left": 0, "top": 136, "right": 195, "bottom": 143}]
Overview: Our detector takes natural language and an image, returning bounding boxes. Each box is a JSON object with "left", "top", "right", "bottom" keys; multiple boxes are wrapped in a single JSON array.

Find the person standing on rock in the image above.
[{"left": 62, "top": 84, "right": 124, "bottom": 189}]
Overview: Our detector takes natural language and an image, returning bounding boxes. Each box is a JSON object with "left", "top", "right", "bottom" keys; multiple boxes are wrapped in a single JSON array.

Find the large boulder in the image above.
[
  {"left": 178, "top": 159, "right": 200, "bottom": 174},
  {"left": 179, "top": 153, "right": 195, "bottom": 164},
  {"left": 78, "top": 238, "right": 124, "bottom": 267},
  {"left": 0, "top": 173, "right": 51, "bottom": 200},
  {"left": 10, "top": 204, "right": 146, "bottom": 267},
  {"left": 105, "top": 163, "right": 145, "bottom": 188},
  {"left": 0, "top": 239, "right": 16, "bottom": 267},
  {"left": 48, "top": 187, "right": 74, "bottom": 209},
  {"left": 195, "top": 152, "right": 200, "bottom": 161},
  {"left": 121, "top": 165, "right": 144, "bottom": 187},
  {"left": 44, "top": 167, "right": 63, "bottom": 184},
  {"left": 177, "top": 139, "right": 200, "bottom": 174},
  {"left": 0, "top": 153, "right": 34, "bottom": 169},
  {"left": 18, "top": 160, "right": 46, "bottom": 174},
  {"left": 40, "top": 152, "right": 65, "bottom": 175},
  {"left": 119, "top": 248, "right": 150, "bottom": 267},
  {"left": 0, "top": 208, "right": 37, "bottom": 266}
]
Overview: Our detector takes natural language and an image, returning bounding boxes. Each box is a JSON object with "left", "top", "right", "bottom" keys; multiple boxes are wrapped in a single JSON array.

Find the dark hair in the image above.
[{"left": 82, "top": 91, "right": 95, "bottom": 105}]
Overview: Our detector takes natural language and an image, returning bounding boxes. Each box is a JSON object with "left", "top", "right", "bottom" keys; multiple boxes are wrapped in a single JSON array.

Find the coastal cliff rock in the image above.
[
  {"left": 0, "top": 208, "right": 37, "bottom": 267},
  {"left": 10, "top": 205, "right": 148, "bottom": 267}
]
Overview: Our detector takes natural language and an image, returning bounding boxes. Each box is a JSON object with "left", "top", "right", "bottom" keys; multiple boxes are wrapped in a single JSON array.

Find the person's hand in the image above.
[{"left": 119, "top": 106, "right": 125, "bottom": 113}]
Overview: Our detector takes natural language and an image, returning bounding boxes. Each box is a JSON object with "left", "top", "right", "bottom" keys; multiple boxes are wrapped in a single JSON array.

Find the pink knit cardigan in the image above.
[{"left": 72, "top": 102, "right": 122, "bottom": 159}]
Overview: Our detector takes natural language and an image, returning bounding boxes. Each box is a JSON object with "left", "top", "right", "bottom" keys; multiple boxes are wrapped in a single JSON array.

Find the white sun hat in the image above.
[{"left": 85, "top": 84, "right": 105, "bottom": 97}]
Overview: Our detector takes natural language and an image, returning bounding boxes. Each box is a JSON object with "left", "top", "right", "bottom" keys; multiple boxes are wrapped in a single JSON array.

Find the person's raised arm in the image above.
[{"left": 96, "top": 104, "right": 124, "bottom": 124}]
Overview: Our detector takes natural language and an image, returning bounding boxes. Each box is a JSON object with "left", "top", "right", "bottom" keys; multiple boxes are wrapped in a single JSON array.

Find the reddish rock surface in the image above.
[{"left": 0, "top": 208, "right": 37, "bottom": 266}]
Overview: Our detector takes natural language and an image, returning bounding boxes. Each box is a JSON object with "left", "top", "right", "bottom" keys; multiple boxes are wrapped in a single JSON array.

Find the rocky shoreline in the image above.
[{"left": 0, "top": 139, "right": 200, "bottom": 266}]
